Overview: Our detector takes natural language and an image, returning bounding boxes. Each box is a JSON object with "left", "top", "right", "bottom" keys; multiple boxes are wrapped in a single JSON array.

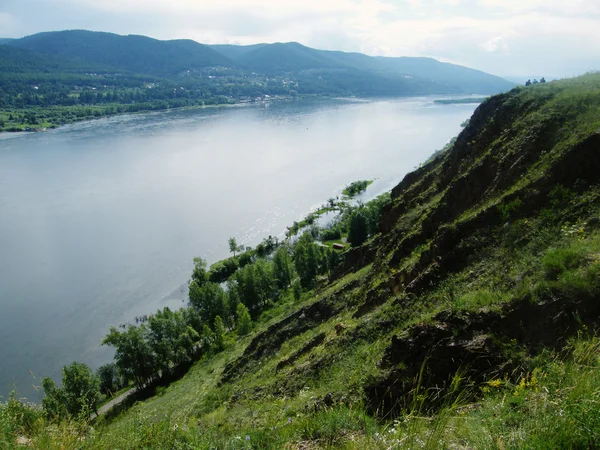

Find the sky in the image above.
[{"left": 1, "top": 0, "right": 599, "bottom": 79}]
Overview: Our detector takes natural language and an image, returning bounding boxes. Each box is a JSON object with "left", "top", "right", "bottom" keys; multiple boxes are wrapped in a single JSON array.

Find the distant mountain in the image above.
[
  {"left": 4, "top": 30, "right": 514, "bottom": 98},
  {"left": 8, "top": 30, "right": 234, "bottom": 77},
  {"left": 0, "top": 44, "right": 110, "bottom": 74},
  {"left": 0, "top": 38, "right": 14, "bottom": 44},
  {"left": 211, "top": 42, "right": 514, "bottom": 94}
]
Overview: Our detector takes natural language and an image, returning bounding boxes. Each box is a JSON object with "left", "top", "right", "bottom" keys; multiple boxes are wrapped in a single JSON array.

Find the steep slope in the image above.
[
  {"left": 8, "top": 30, "right": 234, "bottom": 77},
  {"left": 66, "top": 74, "right": 599, "bottom": 449}
]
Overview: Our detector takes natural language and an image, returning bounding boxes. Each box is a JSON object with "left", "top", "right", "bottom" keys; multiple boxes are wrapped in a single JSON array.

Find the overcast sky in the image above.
[{"left": 1, "top": 0, "right": 599, "bottom": 79}]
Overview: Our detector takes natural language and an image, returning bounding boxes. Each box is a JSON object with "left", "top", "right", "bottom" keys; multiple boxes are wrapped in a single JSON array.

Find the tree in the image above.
[
  {"left": 189, "top": 281, "right": 227, "bottom": 324},
  {"left": 41, "top": 378, "right": 67, "bottom": 420},
  {"left": 213, "top": 316, "right": 226, "bottom": 351},
  {"left": 61, "top": 362, "right": 101, "bottom": 417},
  {"left": 348, "top": 209, "right": 368, "bottom": 247},
  {"left": 294, "top": 233, "right": 320, "bottom": 287},
  {"left": 229, "top": 237, "right": 238, "bottom": 257},
  {"left": 97, "top": 363, "right": 119, "bottom": 395},
  {"left": 191, "top": 257, "right": 208, "bottom": 285},
  {"left": 200, "top": 323, "right": 215, "bottom": 354},
  {"left": 273, "top": 247, "right": 293, "bottom": 290},
  {"left": 42, "top": 362, "right": 101, "bottom": 419},
  {"left": 102, "top": 324, "right": 156, "bottom": 389},
  {"left": 236, "top": 302, "right": 252, "bottom": 336},
  {"left": 292, "top": 279, "right": 302, "bottom": 301}
]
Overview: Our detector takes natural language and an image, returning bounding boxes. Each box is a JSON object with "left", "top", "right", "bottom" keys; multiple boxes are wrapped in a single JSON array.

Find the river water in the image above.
[{"left": 0, "top": 98, "right": 477, "bottom": 401}]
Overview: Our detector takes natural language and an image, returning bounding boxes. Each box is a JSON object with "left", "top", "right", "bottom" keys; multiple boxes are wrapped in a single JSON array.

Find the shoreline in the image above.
[
  {"left": 0, "top": 93, "right": 476, "bottom": 135},
  {"left": 0, "top": 94, "right": 349, "bottom": 134}
]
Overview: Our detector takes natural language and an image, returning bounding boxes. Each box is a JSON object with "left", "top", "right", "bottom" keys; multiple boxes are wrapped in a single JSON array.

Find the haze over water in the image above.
[{"left": 0, "top": 98, "right": 477, "bottom": 401}]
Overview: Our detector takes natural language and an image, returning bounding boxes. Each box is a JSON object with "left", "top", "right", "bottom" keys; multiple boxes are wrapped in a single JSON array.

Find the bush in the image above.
[
  {"left": 0, "top": 393, "right": 41, "bottom": 439},
  {"left": 320, "top": 226, "right": 341, "bottom": 241},
  {"left": 542, "top": 246, "right": 586, "bottom": 280}
]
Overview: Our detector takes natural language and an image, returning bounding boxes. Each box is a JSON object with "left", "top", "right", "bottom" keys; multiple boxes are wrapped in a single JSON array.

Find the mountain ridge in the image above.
[{"left": 6, "top": 30, "right": 514, "bottom": 94}]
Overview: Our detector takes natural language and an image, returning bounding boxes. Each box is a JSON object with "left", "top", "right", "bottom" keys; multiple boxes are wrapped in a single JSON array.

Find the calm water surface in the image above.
[{"left": 0, "top": 98, "right": 477, "bottom": 400}]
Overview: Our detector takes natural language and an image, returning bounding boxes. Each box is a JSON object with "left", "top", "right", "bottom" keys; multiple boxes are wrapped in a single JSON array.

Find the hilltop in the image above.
[{"left": 2, "top": 74, "right": 600, "bottom": 449}]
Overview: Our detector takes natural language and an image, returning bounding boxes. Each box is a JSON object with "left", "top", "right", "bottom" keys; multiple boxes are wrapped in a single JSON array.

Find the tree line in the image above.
[{"left": 39, "top": 192, "right": 390, "bottom": 420}]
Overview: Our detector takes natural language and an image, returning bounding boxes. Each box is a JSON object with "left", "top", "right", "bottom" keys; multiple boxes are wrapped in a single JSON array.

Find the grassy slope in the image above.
[{"left": 4, "top": 74, "right": 600, "bottom": 449}]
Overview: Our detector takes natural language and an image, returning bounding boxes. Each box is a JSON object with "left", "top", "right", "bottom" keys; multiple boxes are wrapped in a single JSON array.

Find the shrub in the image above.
[{"left": 542, "top": 246, "right": 586, "bottom": 280}]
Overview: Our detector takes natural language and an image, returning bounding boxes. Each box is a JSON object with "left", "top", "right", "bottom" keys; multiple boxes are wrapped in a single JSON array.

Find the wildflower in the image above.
[
  {"left": 246, "top": 435, "right": 251, "bottom": 441},
  {"left": 287, "top": 417, "right": 292, "bottom": 424},
  {"left": 487, "top": 379, "right": 503, "bottom": 388}
]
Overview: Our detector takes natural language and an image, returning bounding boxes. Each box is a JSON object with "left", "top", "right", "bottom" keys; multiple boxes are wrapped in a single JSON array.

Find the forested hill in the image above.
[
  {"left": 0, "top": 45, "right": 111, "bottom": 74},
  {"left": 4, "top": 30, "right": 514, "bottom": 94},
  {"left": 210, "top": 41, "right": 515, "bottom": 93},
  {"left": 6, "top": 30, "right": 232, "bottom": 77}
]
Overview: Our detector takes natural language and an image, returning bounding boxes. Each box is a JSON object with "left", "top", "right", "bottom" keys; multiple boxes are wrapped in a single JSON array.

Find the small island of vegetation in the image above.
[{"left": 342, "top": 179, "right": 373, "bottom": 198}]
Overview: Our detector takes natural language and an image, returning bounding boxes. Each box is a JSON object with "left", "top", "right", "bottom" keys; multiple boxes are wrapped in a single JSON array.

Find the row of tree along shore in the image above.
[{"left": 35, "top": 181, "right": 390, "bottom": 420}]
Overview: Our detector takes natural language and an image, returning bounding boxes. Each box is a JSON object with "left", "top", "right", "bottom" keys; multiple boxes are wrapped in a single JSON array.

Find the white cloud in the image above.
[{"left": 482, "top": 36, "right": 509, "bottom": 53}]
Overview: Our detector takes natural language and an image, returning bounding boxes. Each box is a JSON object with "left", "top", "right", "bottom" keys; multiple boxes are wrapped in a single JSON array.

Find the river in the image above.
[{"left": 0, "top": 97, "right": 477, "bottom": 401}]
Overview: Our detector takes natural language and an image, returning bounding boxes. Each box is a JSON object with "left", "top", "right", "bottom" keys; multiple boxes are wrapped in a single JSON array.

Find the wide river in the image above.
[{"left": 0, "top": 97, "right": 477, "bottom": 401}]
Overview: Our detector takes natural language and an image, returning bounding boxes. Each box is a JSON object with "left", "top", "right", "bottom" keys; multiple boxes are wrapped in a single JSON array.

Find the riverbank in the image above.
[{"left": 0, "top": 95, "right": 302, "bottom": 134}]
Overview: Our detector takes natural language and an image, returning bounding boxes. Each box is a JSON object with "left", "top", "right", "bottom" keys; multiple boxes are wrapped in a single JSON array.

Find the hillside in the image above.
[
  {"left": 7, "top": 30, "right": 234, "bottom": 77},
  {"left": 6, "top": 30, "right": 513, "bottom": 94},
  {"left": 211, "top": 41, "right": 515, "bottom": 94},
  {"left": 0, "top": 45, "right": 111, "bottom": 74},
  {"left": 2, "top": 74, "right": 600, "bottom": 448}
]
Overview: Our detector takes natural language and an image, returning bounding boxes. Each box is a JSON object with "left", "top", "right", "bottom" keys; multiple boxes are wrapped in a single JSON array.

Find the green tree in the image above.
[
  {"left": 273, "top": 247, "right": 293, "bottom": 290},
  {"left": 147, "top": 308, "right": 177, "bottom": 375},
  {"left": 236, "top": 302, "right": 252, "bottom": 336},
  {"left": 294, "top": 233, "right": 319, "bottom": 287},
  {"left": 96, "top": 363, "right": 119, "bottom": 395},
  {"left": 200, "top": 324, "right": 215, "bottom": 354},
  {"left": 213, "top": 316, "right": 226, "bottom": 351},
  {"left": 191, "top": 257, "right": 208, "bottom": 285},
  {"left": 102, "top": 324, "right": 156, "bottom": 389},
  {"left": 189, "top": 282, "right": 227, "bottom": 325},
  {"left": 41, "top": 378, "right": 67, "bottom": 420},
  {"left": 348, "top": 209, "right": 368, "bottom": 247},
  {"left": 229, "top": 237, "right": 238, "bottom": 257},
  {"left": 42, "top": 362, "right": 101, "bottom": 419},
  {"left": 292, "top": 279, "right": 302, "bottom": 301},
  {"left": 234, "top": 260, "right": 275, "bottom": 314}
]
